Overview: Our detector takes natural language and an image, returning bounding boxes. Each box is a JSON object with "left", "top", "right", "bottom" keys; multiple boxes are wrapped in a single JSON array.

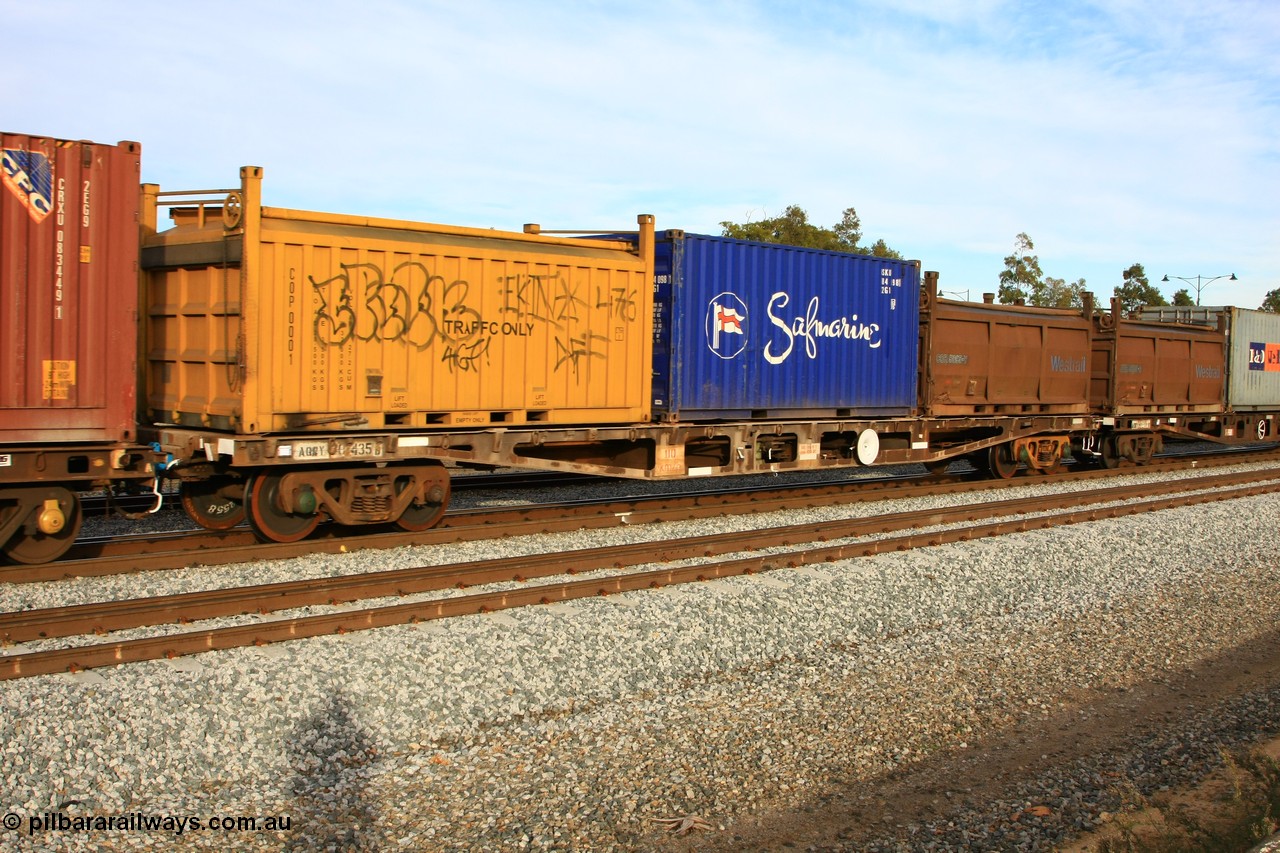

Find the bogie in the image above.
[{"left": 241, "top": 463, "right": 451, "bottom": 544}]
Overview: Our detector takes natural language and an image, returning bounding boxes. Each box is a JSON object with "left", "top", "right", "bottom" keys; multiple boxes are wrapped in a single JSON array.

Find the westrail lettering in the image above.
[{"left": 1050, "top": 355, "right": 1086, "bottom": 373}]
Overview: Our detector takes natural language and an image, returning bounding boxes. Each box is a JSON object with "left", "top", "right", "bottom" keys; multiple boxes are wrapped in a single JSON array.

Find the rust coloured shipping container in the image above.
[
  {"left": 920, "top": 287, "right": 1092, "bottom": 417},
  {"left": 1089, "top": 301, "right": 1226, "bottom": 417},
  {"left": 1137, "top": 305, "right": 1280, "bottom": 414},
  {"left": 141, "top": 167, "right": 655, "bottom": 433},
  {"left": 1, "top": 133, "right": 141, "bottom": 443}
]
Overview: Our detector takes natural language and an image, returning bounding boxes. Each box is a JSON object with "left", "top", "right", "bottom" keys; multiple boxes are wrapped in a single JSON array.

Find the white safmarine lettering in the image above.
[{"left": 763, "top": 292, "right": 881, "bottom": 365}]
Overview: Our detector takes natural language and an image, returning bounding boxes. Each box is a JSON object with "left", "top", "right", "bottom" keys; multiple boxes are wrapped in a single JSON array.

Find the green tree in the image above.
[
  {"left": 1035, "top": 276, "right": 1087, "bottom": 309},
  {"left": 1262, "top": 288, "right": 1280, "bottom": 313},
  {"left": 832, "top": 207, "right": 863, "bottom": 250},
  {"left": 1113, "top": 263, "right": 1168, "bottom": 315},
  {"left": 719, "top": 205, "right": 901, "bottom": 258},
  {"left": 997, "top": 233, "right": 1043, "bottom": 304},
  {"left": 1172, "top": 289, "right": 1195, "bottom": 306},
  {"left": 862, "top": 237, "right": 901, "bottom": 259}
]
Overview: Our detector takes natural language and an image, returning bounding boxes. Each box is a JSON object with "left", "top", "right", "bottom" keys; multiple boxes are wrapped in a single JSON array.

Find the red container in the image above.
[{"left": 0, "top": 134, "right": 141, "bottom": 442}]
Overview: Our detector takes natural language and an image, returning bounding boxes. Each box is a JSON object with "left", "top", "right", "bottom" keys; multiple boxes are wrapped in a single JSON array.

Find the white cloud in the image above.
[{"left": 5, "top": 0, "right": 1276, "bottom": 304}]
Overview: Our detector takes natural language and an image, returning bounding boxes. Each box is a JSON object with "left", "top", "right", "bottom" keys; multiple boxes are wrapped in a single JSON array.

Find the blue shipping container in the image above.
[{"left": 652, "top": 232, "right": 920, "bottom": 419}]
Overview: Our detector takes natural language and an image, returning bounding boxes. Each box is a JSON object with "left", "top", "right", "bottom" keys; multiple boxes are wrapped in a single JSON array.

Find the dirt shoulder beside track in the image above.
[{"left": 667, "top": 627, "right": 1280, "bottom": 852}]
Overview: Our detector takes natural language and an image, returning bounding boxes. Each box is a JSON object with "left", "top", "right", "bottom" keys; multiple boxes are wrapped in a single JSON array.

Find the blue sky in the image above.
[{"left": 7, "top": 0, "right": 1277, "bottom": 307}]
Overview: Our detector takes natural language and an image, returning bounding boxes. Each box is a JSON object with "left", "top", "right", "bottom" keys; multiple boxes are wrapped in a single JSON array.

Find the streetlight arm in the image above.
[{"left": 1160, "top": 273, "right": 1237, "bottom": 305}]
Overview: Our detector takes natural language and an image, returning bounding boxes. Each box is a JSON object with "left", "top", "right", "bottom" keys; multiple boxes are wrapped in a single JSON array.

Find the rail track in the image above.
[
  {"left": 77, "top": 469, "right": 599, "bottom": 518},
  {"left": 3, "top": 461, "right": 1278, "bottom": 680},
  {"left": 7, "top": 446, "right": 1278, "bottom": 585}
]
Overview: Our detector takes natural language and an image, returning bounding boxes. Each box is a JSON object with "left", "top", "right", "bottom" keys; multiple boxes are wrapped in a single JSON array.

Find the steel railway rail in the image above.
[
  {"left": 4, "top": 446, "right": 1278, "bottom": 585},
  {"left": 2, "top": 465, "right": 1279, "bottom": 680}
]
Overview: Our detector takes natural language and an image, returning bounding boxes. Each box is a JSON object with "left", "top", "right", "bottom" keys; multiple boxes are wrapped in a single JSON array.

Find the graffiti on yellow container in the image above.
[
  {"left": 554, "top": 332, "right": 609, "bottom": 373},
  {"left": 441, "top": 338, "right": 493, "bottom": 374},
  {"left": 498, "top": 274, "right": 640, "bottom": 327},
  {"left": 595, "top": 286, "right": 640, "bottom": 321},
  {"left": 310, "top": 262, "right": 636, "bottom": 378},
  {"left": 311, "top": 261, "right": 482, "bottom": 350},
  {"left": 498, "top": 272, "right": 586, "bottom": 328}
]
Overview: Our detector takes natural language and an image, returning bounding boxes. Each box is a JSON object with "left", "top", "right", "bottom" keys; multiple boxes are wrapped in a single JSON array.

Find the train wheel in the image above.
[
  {"left": 1, "top": 489, "right": 83, "bottom": 564},
  {"left": 246, "top": 473, "right": 320, "bottom": 543},
  {"left": 923, "top": 460, "right": 950, "bottom": 477},
  {"left": 394, "top": 466, "right": 451, "bottom": 532},
  {"left": 1100, "top": 436, "right": 1121, "bottom": 469},
  {"left": 180, "top": 477, "right": 246, "bottom": 530},
  {"left": 988, "top": 443, "right": 1019, "bottom": 480}
]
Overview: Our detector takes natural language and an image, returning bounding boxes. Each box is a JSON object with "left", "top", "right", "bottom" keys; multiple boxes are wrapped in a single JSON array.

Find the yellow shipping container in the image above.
[{"left": 141, "top": 168, "right": 654, "bottom": 433}]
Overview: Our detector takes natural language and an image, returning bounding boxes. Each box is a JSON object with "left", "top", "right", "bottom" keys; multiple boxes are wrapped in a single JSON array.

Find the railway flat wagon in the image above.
[
  {"left": 649, "top": 231, "right": 920, "bottom": 420},
  {"left": 0, "top": 133, "right": 156, "bottom": 563},
  {"left": 141, "top": 166, "right": 655, "bottom": 540}
]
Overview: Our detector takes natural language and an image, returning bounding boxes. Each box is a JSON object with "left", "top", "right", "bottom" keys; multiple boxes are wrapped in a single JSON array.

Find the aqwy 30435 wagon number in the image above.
[{"left": 290, "top": 439, "right": 385, "bottom": 461}]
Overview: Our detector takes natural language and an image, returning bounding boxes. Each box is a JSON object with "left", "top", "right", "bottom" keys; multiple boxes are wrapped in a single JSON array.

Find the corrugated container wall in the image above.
[
  {"left": 652, "top": 232, "right": 920, "bottom": 420},
  {"left": 922, "top": 293, "right": 1092, "bottom": 417},
  {"left": 1091, "top": 313, "right": 1225, "bottom": 415},
  {"left": 0, "top": 134, "right": 141, "bottom": 442},
  {"left": 1137, "top": 306, "right": 1280, "bottom": 411},
  {"left": 141, "top": 167, "right": 654, "bottom": 433}
]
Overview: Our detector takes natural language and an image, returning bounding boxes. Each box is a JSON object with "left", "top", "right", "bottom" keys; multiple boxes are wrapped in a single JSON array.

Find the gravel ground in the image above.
[{"left": 1, "top": 460, "right": 1278, "bottom": 851}]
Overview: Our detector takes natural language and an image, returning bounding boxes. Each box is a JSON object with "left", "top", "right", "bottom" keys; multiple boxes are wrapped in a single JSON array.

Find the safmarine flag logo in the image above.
[
  {"left": 2, "top": 147, "right": 54, "bottom": 223},
  {"left": 706, "top": 292, "right": 748, "bottom": 359}
]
